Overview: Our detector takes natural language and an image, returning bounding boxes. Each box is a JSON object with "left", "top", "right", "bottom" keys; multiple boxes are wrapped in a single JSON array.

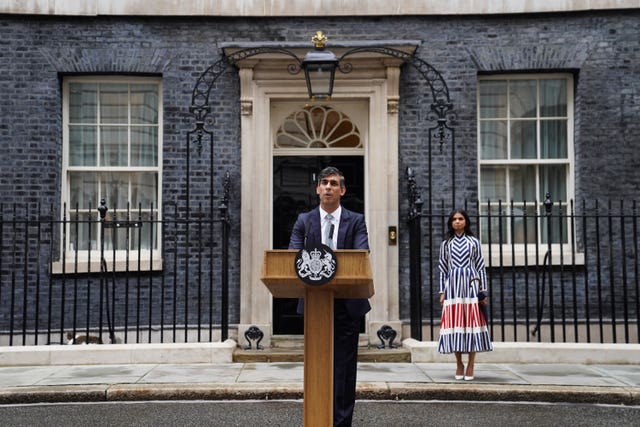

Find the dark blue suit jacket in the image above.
[{"left": 289, "top": 206, "right": 372, "bottom": 318}]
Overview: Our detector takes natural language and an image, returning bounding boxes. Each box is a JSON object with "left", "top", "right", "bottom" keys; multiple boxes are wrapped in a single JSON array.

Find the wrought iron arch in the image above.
[
  {"left": 187, "top": 44, "right": 456, "bottom": 206},
  {"left": 335, "top": 45, "right": 456, "bottom": 206},
  {"left": 186, "top": 47, "right": 304, "bottom": 215}
]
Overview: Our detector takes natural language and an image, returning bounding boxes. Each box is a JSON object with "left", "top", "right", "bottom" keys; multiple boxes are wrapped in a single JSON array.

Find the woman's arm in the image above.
[{"left": 438, "top": 240, "right": 449, "bottom": 294}]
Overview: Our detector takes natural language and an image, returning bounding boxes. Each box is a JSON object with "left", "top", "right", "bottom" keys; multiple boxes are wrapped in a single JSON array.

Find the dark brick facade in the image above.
[{"left": 0, "top": 11, "right": 638, "bottom": 340}]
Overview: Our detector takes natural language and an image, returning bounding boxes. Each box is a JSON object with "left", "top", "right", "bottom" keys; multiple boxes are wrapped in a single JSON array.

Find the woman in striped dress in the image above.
[{"left": 438, "top": 209, "right": 492, "bottom": 381}]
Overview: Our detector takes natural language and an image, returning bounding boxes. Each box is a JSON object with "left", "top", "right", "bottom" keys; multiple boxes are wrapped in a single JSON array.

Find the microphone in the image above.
[{"left": 328, "top": 223, "right": 335, "bottom": 248}]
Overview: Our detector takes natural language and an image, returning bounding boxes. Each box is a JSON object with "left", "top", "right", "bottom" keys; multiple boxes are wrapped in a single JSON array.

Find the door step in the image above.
[{"left": 233, "top": 346, "right": 411, "bottom": 363}]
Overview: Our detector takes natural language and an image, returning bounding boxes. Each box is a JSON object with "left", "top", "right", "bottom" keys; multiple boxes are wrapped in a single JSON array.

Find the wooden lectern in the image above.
[{"left": 261, "top": 249, "right": 374, "bottom": 427}]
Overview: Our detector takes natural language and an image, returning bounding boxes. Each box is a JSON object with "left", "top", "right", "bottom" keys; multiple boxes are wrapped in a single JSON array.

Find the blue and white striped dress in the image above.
[{"left": 437, "top": 233, "right": 493, "bottom": 354}]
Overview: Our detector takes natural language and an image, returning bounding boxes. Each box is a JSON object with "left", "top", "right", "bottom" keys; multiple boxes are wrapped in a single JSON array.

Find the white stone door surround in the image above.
[{"left": 227, "top": 42, "right": 419, "bottom": 347}]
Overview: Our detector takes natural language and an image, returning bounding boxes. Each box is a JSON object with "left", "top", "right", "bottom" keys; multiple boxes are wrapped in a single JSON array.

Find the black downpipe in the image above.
[
  {"left": 98, "top": 200, "right": 117, "bottom": 344},
  {"left": 406, "top": 167, "right": 423, "bottom": 341}
]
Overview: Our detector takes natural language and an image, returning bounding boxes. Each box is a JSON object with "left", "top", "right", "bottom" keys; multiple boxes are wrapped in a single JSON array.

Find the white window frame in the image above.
[
  {"left": 55, "top": 76, "right": 163, "bottom": 273},
  {"left": 477, "top": 73, "right": 579, "bottom": 266}
]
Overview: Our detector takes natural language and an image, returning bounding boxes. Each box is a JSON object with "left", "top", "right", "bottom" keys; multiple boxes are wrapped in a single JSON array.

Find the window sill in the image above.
[
  {"left": 51, "top": 259, "right": 163, "bottom": 275},
  {"left": 484, "top": 250, "right": 585, "bottom": 268}
]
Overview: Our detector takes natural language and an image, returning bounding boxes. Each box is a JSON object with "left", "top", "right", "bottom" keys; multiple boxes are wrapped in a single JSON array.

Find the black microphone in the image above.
[{"left": 328, "top": 224, "right": 335, "bottom": 248}]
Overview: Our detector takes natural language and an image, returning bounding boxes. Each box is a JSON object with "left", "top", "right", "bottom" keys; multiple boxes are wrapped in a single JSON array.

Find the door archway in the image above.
[{"left": 186, "top": 40, "right": 456, "bottom": 347}]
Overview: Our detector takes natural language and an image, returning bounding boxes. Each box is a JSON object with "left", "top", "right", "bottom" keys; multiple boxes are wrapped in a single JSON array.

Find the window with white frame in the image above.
[
  {"left": 477, "top": 74, "right": 573, "bottom": 252},
  {"left": 61, "top": 77, "right": 162, "bottom": 270}
]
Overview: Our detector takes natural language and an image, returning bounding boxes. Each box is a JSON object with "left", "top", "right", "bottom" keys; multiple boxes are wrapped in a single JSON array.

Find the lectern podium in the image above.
[{"left": 261, "top": 249, "right": 374, "bottom": 427}]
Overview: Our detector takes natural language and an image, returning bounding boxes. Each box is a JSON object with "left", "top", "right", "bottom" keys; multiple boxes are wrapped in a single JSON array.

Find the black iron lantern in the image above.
[{"left": 301, "top": 31, "right": 339, "bottom": 100}]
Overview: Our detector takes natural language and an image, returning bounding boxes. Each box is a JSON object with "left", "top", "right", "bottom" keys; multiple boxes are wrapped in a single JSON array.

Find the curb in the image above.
[
  {"left": 379, "top": 383, "right": 640, "bottom": 406},
  {"left": 1, "top": 383, "right": 637, "bottom": 406}
]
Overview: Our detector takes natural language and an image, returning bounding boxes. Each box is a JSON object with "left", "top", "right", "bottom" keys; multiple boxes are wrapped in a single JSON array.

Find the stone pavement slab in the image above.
[
  {"left": 35, "top": 364, "right": 156, "bottom": 386},
  {"left": 592, "top": 365, "right": 640, "bottom": 387},
  {"left": 356, "top": 362, "right": 431, "bottom": 383},
  {"left": 0, "top": 366, "right": 62, "bottom": 387},
  {"left": 416, "top": 362, "right": 530, "bottom": 385},
  {"left": 237, "top": 362, "right": 303, "bottom": 382},
  {"left": 506, "top": 363, "right": 630, "bottom": 387},
  {"left": 139, "top": 363, "right": 243, "bottom": 384}
]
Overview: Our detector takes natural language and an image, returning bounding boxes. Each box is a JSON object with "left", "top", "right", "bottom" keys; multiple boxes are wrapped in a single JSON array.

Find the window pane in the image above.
[
  {"left": 480, "top": 166, "right": 507, "bottom": 201},
  {"left": 509, "top": 165, "right": 536, "bottom": 201},
  {"left": 539, "top": 165, "right": 567, "bottom": 202},
  {"left": 100, "top": 126, "right": 128, "bottom": 166},
  {"left": 69, "top": 172, "right": 98, "bottom": 209},
  {"left": 541, "top": 119, "right": 567, "bottom": 159},
  {"left": 131, "top": 126, "right": 158, "bottom": 166},
  {"left": 103, "top": 224, "right": 128, "bottom": 251},
  {"left": 479, "top": 204, "right": 507, "bottom": 244},
  {"left": 69, "top": 212, "right": 98, "bottom": 251},
  {"left": 511, "top": 204, "right": 538, "bottom": 244},
  {"left": 540, "top": 79, "right": 567, "bottom": 117},
  {"left": 510, "top": 120, "right": 536, "bottom": 159},
  {"left": 541, "top": 203, "right": 568, "bottom": 244},
  {"left": 509, "top": 80, "right": 537, "bottom": 118},
  {"left": 69, "top": 83, "right": 97, "bottom": 123},
  {"left": 100, "top": 84, "right": 129, "bottom": 124},
  {"left": 69, "top": 126, "right": 97, "bottom": 166},
  {"left": 130, "top": 213, "right": 157, "bottom": 250},
  {"left": 100, "top": 172, "right": 129, "bottom": 209},
  {"left": 131, "top": 84, "right": 159, "bottom": 124},
  {"left": 479, "top": 80, "right": 507, "bottom": 118},
  {"left": 480, "top": 121, "right": 507, "bottom": 159},
  {"left": 131, "top": 172, "right": 158, "bottom": 209}
]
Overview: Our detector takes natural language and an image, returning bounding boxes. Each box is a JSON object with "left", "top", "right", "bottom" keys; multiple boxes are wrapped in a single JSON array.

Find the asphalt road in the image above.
[{"left": 2, "top": 400, "right": 639, "bottom": 426}]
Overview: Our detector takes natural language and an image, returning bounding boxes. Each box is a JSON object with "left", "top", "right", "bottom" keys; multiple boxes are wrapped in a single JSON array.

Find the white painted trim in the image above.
[
  {"left": 60, "top": 76, "right": 163, "bottom": 268},
  {"left": 403, "top": 339, "right": 640, "bottom": 364},
  {"left": 0, "top": 340, "right": 237, "bottom": 366},
  {"left": 2, "top": 0, "right": 638, "bottom": 16}
]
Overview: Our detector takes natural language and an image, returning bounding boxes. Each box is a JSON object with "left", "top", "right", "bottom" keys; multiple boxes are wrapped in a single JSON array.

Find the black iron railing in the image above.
[
  {"left": 0, "top": 197, "right": 231, "bottom": 346},
  {"left": 2, "top": 194, "right": 639, "bottom": 345},
  {"left": 407, "top": 197, "right": 640, "bottom": 344}
]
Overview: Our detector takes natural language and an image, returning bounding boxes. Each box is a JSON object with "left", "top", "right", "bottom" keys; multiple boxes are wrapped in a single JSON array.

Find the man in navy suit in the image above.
[{"left": 289, "top": 166, "right": 370, "bottom": 427}]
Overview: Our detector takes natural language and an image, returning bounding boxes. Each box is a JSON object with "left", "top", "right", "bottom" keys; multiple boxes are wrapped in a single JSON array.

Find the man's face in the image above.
[{"left": 316, "top": 173, "right": 346, "bottom": 210}]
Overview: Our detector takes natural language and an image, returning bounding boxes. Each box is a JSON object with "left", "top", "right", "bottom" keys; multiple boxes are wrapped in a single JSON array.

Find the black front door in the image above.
[{"left": 272, "top": 156, "right": 364, "bottom": 334}]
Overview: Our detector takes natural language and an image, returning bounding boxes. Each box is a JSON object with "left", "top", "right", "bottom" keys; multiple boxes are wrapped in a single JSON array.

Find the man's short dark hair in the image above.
[{"left": 318, "top": 166, "right": 345, "bottom": 187}]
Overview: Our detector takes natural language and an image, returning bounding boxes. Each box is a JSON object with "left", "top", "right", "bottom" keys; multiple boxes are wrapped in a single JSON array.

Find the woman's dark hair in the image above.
[{"left": 446, "top": 209, "right": 474, "bottom": 239}]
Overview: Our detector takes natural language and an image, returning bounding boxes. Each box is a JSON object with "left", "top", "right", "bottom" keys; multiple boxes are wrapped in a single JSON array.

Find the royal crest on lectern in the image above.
[{"left": 294, "top": 244, "right": 337, "bottom": 286}]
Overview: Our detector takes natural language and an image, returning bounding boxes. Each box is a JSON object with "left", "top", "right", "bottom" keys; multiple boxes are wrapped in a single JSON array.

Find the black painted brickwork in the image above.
[{"left": 0, "top": 11, "right": 638, "bottom": 335}]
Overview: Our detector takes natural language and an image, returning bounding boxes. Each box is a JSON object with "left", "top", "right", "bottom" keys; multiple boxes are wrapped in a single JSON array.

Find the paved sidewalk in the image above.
[{"left": 0, "top": 362, "right": 638, "bottom": 405}]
